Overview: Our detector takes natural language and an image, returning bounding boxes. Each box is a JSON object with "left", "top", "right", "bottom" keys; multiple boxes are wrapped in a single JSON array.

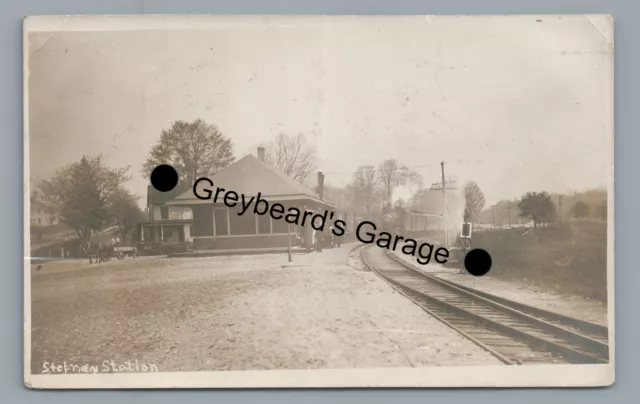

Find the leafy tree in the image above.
[
  {"left": 570, "top": 201, "right": 591, "bottom": 220},
  {"left": 550, "top": 188, "right": 606, "bottom": 223},
  {"left": 347, "top": 165, "right": 383, "bottom": 212},
  {"left": 262, "top": 133, "right": 317, "bottom": 183},
  {"left": 517, "top": 191, "right": 556, "bottom": 228},
  {"left": 463, "top": 181, "right": 486, "bottom": 222},
  {"left": 109, "top": 189, "right": 145, "bottom": 242},
  {"left": 38, "top": 155, "right": 130, "bottom": 253},
  {"left": 142, "top": 119, "right": 235, "bottom": 186},
  {"left": 377, "top": 159, "right": 422, "bottom": 203}
]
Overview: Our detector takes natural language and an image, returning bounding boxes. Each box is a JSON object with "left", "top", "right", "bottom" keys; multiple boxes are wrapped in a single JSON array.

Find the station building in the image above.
[{"left": 167, "top": 147, "right": 336, "bottom": 252}]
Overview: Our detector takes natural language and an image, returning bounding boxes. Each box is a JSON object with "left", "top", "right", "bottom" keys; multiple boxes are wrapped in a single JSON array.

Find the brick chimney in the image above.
[{"left": 257, "top": 146, "right": 265, "bottom": 162}]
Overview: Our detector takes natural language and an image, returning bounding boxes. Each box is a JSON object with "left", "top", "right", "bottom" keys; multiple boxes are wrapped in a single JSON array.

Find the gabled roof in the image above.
[
  {"left": 30, "top": 192, "right": 59, "bottom": 213},
  {"left": 147, "top": 183, "right": 191, "bottom": 206},
  {"left": 168, "top": 155, "right": 333, "bottom": 207}
]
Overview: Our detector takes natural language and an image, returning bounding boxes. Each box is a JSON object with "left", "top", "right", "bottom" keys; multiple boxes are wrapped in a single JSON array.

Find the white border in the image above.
[
  {"left": 23, "top": 14, "right": 615, "bottom": 389},
  {"left": 27, "top": 364, "right": 613, "bottom": 389}
]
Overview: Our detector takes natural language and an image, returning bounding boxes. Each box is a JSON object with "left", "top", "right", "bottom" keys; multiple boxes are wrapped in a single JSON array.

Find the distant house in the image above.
[
  {"left": 30, "top": 198, "right": 60, "bottom": 227},
  {"left": 134, "top": 184, "right": 194, "bottom": 244},
  {"left": 167, "top": 147, "right": 336, "bottom": 251}
]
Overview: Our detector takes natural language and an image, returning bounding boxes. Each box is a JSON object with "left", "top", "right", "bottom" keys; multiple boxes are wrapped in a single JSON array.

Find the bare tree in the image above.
[
  {"left": 142, "top": 119, "right": 235, "bottom": 186},
  {"left": 347, "top": 165, "right": 382, "bottom": 212},
  {"left": 377, "top": 159, "right": 422, "bottom": 203},
  {"left": 463, "top": 181, "right": 486, "bottom": 222},
  {"left": 323, "top": 183, "right": 349, "bottom": 209},
  {"left": 262, "top": 133, "right": 317, "bottom": 183}
]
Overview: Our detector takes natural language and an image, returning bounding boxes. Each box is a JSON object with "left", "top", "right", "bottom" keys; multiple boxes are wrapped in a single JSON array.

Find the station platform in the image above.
[{"left": 166, "top": 246, "right": 310, "bottom": 258}]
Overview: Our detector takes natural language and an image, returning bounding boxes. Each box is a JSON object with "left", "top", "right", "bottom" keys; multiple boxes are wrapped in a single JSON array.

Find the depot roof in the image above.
[{"left": 167, "top": 154, "right": 335, "bottom": 208}]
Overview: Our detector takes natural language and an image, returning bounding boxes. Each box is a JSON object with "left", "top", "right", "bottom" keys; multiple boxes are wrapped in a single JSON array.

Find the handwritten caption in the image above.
[{"left": 41, "top": 359, "right": 159, "bottom": 374}]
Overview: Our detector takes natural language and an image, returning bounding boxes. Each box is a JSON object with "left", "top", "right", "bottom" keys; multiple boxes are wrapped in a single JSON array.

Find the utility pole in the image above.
[
  {"left": 491, "top": 205, "right": 496, "bottom": 228},
  {"left": 441, "top": 161, "right": 447, "bottom": 247},
  {"left": 558, "top": 194, "right": 563, "bottom": 223},
  {"left": 430, "top": 162, "right": 456, "bottom": 248},
  {"left": 287, "top": 223, "right": 292, "bottom": 262}
]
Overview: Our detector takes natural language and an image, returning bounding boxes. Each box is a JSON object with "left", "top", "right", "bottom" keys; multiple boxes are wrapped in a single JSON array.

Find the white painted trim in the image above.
[
  {"left": 213, "top": 208, "right": 229, "bottom": 237},
  {"left": 205, "top": 206, "right": 302, "bottom": 238},
  {"left": 254, "top": 214, "right": 259, "bottom": 235},
  {"left": 192, "top": 233, "right": 293, "bottom": 240},
  {"left": 215, "top": 233, "right": 292, "bottom": 238},
  {"left": 227, "top": 206, "right": 259, "bottom": 236},
  {"left": 191, "top": 233, "right": 292, "bottom": 241},
  {"left": 166, "top": 193, "right": 337, "bottom": 209},
  {"left": 212, "top": 206, "right": 216, "bottom": 236},
  {"left": 256, "top": 213, "right": 273, "bottom": 235}
]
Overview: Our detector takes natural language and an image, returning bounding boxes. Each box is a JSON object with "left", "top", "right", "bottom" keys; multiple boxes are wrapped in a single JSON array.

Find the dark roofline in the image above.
[
  {"left": 167, "top": 192, "right": 337, "bottom": 210},
  {"left": 171, "top": 155, "right": 322, "bottom": 202},
  {"left": 408, "top": 209, "right": 443, "bottom": 216},
  {"left": 138, "top": 219, "right": 193, "bottom": 225},
  {"left": 146, "top": 182, "right": 191, "bottom": 207},
  {"left": 247, "top": 154, "right": 320, "bottom": 199}
]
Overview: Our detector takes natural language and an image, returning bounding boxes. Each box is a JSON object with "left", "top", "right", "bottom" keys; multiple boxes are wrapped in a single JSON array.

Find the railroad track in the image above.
[
  {"left": 359, "top": 244, "right": 610, "bottom": 365},
  {"left": 348, "top": 243, "right": 369, "bottom": 271}
]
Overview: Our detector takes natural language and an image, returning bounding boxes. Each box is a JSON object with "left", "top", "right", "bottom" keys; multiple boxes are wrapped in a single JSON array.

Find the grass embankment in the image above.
[{"left": 453, "top": 221, "right": 608, "bottom": 302}]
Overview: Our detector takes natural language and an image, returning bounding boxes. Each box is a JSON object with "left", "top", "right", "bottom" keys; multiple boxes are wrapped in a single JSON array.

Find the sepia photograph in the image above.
[{"left": 23, "top": 14, "right": 614, "bottom": 389}]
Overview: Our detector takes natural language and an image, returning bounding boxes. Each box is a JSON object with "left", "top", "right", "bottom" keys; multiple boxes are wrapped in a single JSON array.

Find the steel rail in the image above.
[
  {"left": 383, "top": 249, "right": 610, "bottom": 355},
  {"left": 360, "top": 245, "right": 609, "bottom": 365}
]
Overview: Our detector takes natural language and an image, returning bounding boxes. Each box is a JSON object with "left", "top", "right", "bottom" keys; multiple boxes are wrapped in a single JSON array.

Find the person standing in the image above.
[
  {"left": 328, "top": 225, "right": 335, "bottom": 248},
  {"left": 316, "top": 228, "right": 323, "bottom": 252},
  {"left": 304, "top": 223, "right": 313, "bottom": 253}
]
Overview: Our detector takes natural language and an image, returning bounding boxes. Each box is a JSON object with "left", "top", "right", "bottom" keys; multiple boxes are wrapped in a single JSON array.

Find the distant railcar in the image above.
[
  {"left": 364, "top": 207, "right": 443, "bottom": 236},
  {"left": 402, "top": 211, "right": 443, "bottom": 234}
]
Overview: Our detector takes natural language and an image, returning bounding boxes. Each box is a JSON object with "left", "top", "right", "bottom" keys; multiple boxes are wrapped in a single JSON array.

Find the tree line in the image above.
[
  {"left": 34, "top": 117, "right": 484, "bottom": 249},
  {"left": 35, "top": 117, "right": 606, "bottom": 253},
  {"left": 477, "top": 188, "right": 607, "bottom": 228}
]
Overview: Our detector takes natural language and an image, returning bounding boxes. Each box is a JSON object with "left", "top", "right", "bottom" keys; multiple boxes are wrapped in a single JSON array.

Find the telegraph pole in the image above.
[
  {"left": 558, "top": 194, "right": 563, "bottom": 223},
  {"left": 491, "top": 205, "right": 496, "bottom": 227},
  {"left": 287, "top": 223, "right": 292, "bottom": 262},
  {"left": 441, "top": 161, "right": 447, "bottom": 248},
  {"left": 430, "top": 162, "right": 456, "bottom": 249}
]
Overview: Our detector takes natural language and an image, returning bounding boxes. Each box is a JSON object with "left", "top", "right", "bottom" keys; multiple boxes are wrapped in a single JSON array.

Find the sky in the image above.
[{"left": 26, "top": 15, "right": 613, "bottom": 208}]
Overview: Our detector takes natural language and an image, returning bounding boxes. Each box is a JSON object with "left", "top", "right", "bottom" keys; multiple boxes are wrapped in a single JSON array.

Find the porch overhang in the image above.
[
  {"left": 166, "top": 192, "right": 337, "bottom": 211},
  {"left": 138, "top": 219, "right": 193, "bottom": 226}
]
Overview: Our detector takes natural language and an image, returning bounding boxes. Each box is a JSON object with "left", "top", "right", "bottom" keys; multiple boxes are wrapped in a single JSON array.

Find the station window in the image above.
[
  {"left": 272, "top": 217, "right": 290, "bottom": 234},
  {"left": 257, "top": 214, "right": 271, "bottom": 234},
  {"left": 228, "top": 206, "right": 256, "bottom": 236},
  {"left": 214, "top": 209, "right": 229, "bottom": 236}
]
